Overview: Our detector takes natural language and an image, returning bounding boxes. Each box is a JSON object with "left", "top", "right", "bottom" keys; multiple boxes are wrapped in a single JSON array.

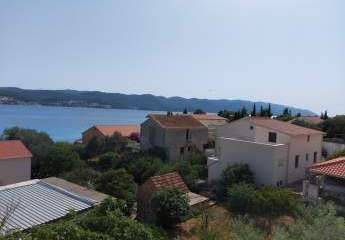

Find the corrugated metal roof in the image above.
[{"left": 0, "top": 179, "right": 96, "bottom": 235}]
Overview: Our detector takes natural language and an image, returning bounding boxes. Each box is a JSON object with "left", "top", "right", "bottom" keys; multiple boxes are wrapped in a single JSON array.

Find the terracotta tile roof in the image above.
[
  {"left": 246, "top": 117, "right": 325, "bottom": 136},
  {"left": 0, "top": 140, "right": 32, "bottom": 160},
  {"left": 93, "top": 125, "right": 139, "bottom": 137},
  {"left": 148, "top": 114, "right": 207, "bottom": 129},
  {"left": 191, "top": 114, "right": 227, "bottom": 121},
  {"left": 149, "top": 172, "right": 189, "bottom": 192},
  {"left": 308, "top": 157, "right": 345, "bottom": 179}
]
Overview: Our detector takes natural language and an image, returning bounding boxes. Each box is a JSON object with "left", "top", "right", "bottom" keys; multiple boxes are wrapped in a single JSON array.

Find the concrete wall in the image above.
[
  {"left": 0, "top": 158, "right": 31, "bottom": 186},
  {"left": 323, "top": 141, "right": 345, "bottom": 157},
  {"left": 216, "top": 119, "right": 255, "bottom": 141},
  {"left": 209, "top": 137, "right": 288, "bottom": 186},
  {"left": 199, "top": 119, "right": 227, "bottom": 140},
  {"left": 287, "top": 134, "right": 323, "bottom": 183}
]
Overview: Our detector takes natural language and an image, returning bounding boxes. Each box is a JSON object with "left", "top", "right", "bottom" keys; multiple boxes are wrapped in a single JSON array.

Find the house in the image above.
[
  {"left": 208, "top": 117, "right": 325, "bottom": 186},
  {"left": 191, "top": 114, "right": 227, "bottom": 140},
  {"left": 303, "top": 157, "right": 345, "bottom": 205},
  {"left": 137, "top": 172, "right": 209, "bottom": 221},
  {"left": 0, "top": 177, "right": 108, "bottom": 235},
  {"left": 82, "top": 124, "right": 140, "bottom": 144},
  {"left": 0, "top": 140, "right": 32, "bottom": 186},
  {"left": 140, "top": 114, "right": 208, "bottom": 161}
]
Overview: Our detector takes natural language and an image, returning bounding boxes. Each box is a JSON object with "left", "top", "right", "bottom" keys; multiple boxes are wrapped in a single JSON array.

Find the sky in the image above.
[{"left": 0, "top": 0, "right": 344, "bottom": 115}]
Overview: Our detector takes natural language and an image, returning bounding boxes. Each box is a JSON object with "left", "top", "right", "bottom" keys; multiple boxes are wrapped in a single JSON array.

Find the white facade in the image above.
[
  {"left": 0, "top": 157, "right": 31, "bottom": 186},
  {"left": 209, "top": 118, "right": 324, "bottom": 186}
]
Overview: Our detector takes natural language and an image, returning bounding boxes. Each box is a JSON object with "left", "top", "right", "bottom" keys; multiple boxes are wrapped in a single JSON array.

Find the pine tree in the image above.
[{"left": 324, "top": 110, "right": 328, "bottom": 120}]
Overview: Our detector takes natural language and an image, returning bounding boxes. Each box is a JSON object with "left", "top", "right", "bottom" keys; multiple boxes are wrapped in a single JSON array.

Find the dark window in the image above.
[
  {"left": 306, "top": 153, "right": 309, "bottom": 161},
  {"left": 250, "top": 125, "right": 254, "bottom": 130},
  {"left": 268, "top": 132, "right": 277, "bottom": 143},
  {"left": 180, "top": 147, "right": 184, "bottom": 155},
  {"left": 187, "top": 146, "right": 192, "bottom": 152},
  {"left": 307, "top": 135, "right": 310, "bottom": 142},
  {"left": 313, "top": 152, "right": 318, "bottom": 163},
  {"left": 279, "top": 180, "right": 283, "bottom": 186},
  {"left": 295, "top": 155, "right": 299, "bottom": 168},
  {"left": 186, "top": 129, "right": 190, "bottom": 141}
]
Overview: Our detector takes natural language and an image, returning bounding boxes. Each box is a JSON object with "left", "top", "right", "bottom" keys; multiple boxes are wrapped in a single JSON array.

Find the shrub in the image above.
[
  {"left": 97, "top": 152, "right": 120, "bottom": 171},
  {"left": 95, "top": 169, "right": 137, "bottom": 211},
  {"left": 216, "top": 164, "right": 254, "bottom": 200},
  {"left": 151, "top": 187, "right": 190, "bottom": 228},
  {"left": 227, "top": 183, "right": 256, "bottom": 214},
  {"left": 61, "top": 167, "right": 100, "bottom": 189}
]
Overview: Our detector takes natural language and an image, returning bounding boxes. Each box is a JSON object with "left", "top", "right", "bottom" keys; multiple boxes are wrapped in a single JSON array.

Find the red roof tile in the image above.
[
  {"left": 148, "top": 114, "right": 207, "bottom": 129},
  {"left": 191, "top": 114, "right": 227, "bottom": 121},
  {"left": 93, "top": 125, "right": 139, "bottom": 137},
  {"left": 0, "top": 140, "right": 32, "bottom": 160},
  {"left": 247, "top": 117, "right": 325, "bottom": 136},
  {"left": 308, "top": 157, "right": 345, "bottom": 179},
  {"left": 149, "top": 172, "right": 189, "bottom": 192}
]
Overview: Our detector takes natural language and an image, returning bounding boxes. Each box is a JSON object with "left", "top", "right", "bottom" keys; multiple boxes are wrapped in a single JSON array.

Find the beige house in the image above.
[
  {"left": 208, "top": 117, "right": 324, "bottom": 186},
  {"left": 140, "top": 114, "right": 208, "bottom": 161},
  {"left": 0, "top": 140, "right": 32, "bottom": 186},
  {"left": 82, "top": 124, "right": 140, "bottom": 144},
  {"left": 191, "top": 114, "right": 227, "bottom": 140}
]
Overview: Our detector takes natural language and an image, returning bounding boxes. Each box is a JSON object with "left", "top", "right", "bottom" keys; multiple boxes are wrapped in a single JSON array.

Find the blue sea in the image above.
[{"left": 0, "top": 105, "right": 160, "bottom": 142}]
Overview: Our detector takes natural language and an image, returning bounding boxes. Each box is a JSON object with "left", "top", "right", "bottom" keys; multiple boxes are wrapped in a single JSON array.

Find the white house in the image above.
[
  {"left": 0, "top": 140, "right": 32, "bottom": 186},
  {"left": 208, "top": 117, "right": 325, "bottom": 186}
]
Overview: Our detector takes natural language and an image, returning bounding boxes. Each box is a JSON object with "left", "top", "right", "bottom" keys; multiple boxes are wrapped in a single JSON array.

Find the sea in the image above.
[{"left": 0, "top": 104, "right": 161, "bottom": 142}]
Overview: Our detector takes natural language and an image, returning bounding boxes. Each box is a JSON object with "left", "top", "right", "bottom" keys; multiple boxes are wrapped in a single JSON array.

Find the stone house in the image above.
[
  {"left": 191, "top": 114, "right": 227, "bottom": 141},
  {"left": 0, "top": 140, "right": 32, "bottom": 186},
  {"left": 140, "top": 114, "right": 208, "bottom": 161},
  {"left": 137, "top": 172, "right": 209, "bottom": 222},
  {"left": 82, "top": 124, "right": 140, "bottom": 144},
  {"left": 208, "top": 117, "right": 325, "bottom": 186}
]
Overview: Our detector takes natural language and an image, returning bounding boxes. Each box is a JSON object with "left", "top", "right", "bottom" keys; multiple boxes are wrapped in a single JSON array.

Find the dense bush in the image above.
[
  {"left": 227, "top": 183, "right": 256, "bottom": 214},
  {"left": 125, "top": 156, "right": 164, "bottom": 184},
  {"left": 216, "top": 164, "right": 254, "bottom": 200},
  {"left": 40, "top": 142, "right": 83, "bottom": 177},
  {"left": 151, "top": 187, "right": 190, "bottom": 228},
  {"left": 95, "top": 169, "right": 137, "bottom": 211},
  {"left": 61, "top": 167, "right": 100, "bottom": 188},
  {"left": 97, "top": 152, "right": 120, "bottom": 171}
]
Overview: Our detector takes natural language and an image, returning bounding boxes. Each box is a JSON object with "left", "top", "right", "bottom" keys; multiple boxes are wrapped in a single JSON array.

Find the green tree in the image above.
[
  {"left": 183, "top": 108, "right": 188, "bottom": 114},
  {"left": 2, "top": 127, "right": 54, "bottom": 178},
  {"left": 40, "top": 142, "right": 82, "bottom": 177},
  {"left": 322, "top": 115, "right": 345, "bottom": 141},
  {"left": 97, "top": 152, "right": 120, "bottom": 171},
  {"left": 126, "top": 156, "right": 164, "bottom": 184},
  {"left": 151, "top": 187, "right": 190, "bottom": 228},
  {"left": 227, "top": 183, "right": 256, "bottom": 214},
  {"left": 216, "top": 164, "right": 254, "bottom": 200},
  {"left": 62, "top": 167, "right": 100, "bottom": 188},
  {"left": 95, "top": 169, "right": 137, "bottom": 210}
]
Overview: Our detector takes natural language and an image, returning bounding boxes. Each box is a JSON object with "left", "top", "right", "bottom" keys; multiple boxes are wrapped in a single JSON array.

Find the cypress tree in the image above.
[
  {"left": 252, "top": 104, "right": 257, "bottom": 116},
  {"left": 268, "top": 104, "right": 272, "bottom": 117}
]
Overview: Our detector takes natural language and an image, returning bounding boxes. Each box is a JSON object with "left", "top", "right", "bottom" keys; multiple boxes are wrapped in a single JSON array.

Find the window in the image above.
[
  {"left": 250, "top": 125, "right": 254, "bottom": 130},
  {"left": 268, "top": 132, "right": 277, "bottom": 143},
  {"left": 295, "top": 155, "right": 299, "bottom": 168},
  {"left": 306, "top": 153, "right": 309, "bottom": 161},
  {"left": 186, "top": 129, "right": 190, "bottom": 141},
  {"left": 180, "top": 147, "right": 184, "bottom": 155},
  {"left": 307, "top": 135, "right": 310, "bottom": 142},
  {"left": 313, "top": 152, "right": 318, "bottom": 163},
  {"left": 187, "top": 146, "right": 192, "bottom": 152}
]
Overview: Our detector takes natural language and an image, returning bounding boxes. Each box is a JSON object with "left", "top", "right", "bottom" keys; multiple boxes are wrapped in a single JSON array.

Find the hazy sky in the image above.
[{"left": 0, "top": 0, "right": 344, "bottom": 115}]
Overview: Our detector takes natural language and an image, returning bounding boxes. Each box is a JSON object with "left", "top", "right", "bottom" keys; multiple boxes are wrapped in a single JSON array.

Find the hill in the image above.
[{"left": 0, "top": 87, "right": 315, "bottom": 115}]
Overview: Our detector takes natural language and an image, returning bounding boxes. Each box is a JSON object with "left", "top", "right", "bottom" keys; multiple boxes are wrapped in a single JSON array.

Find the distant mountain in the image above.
[{"left": 0, "top": 87, "right": 315, "bottom": 115}]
